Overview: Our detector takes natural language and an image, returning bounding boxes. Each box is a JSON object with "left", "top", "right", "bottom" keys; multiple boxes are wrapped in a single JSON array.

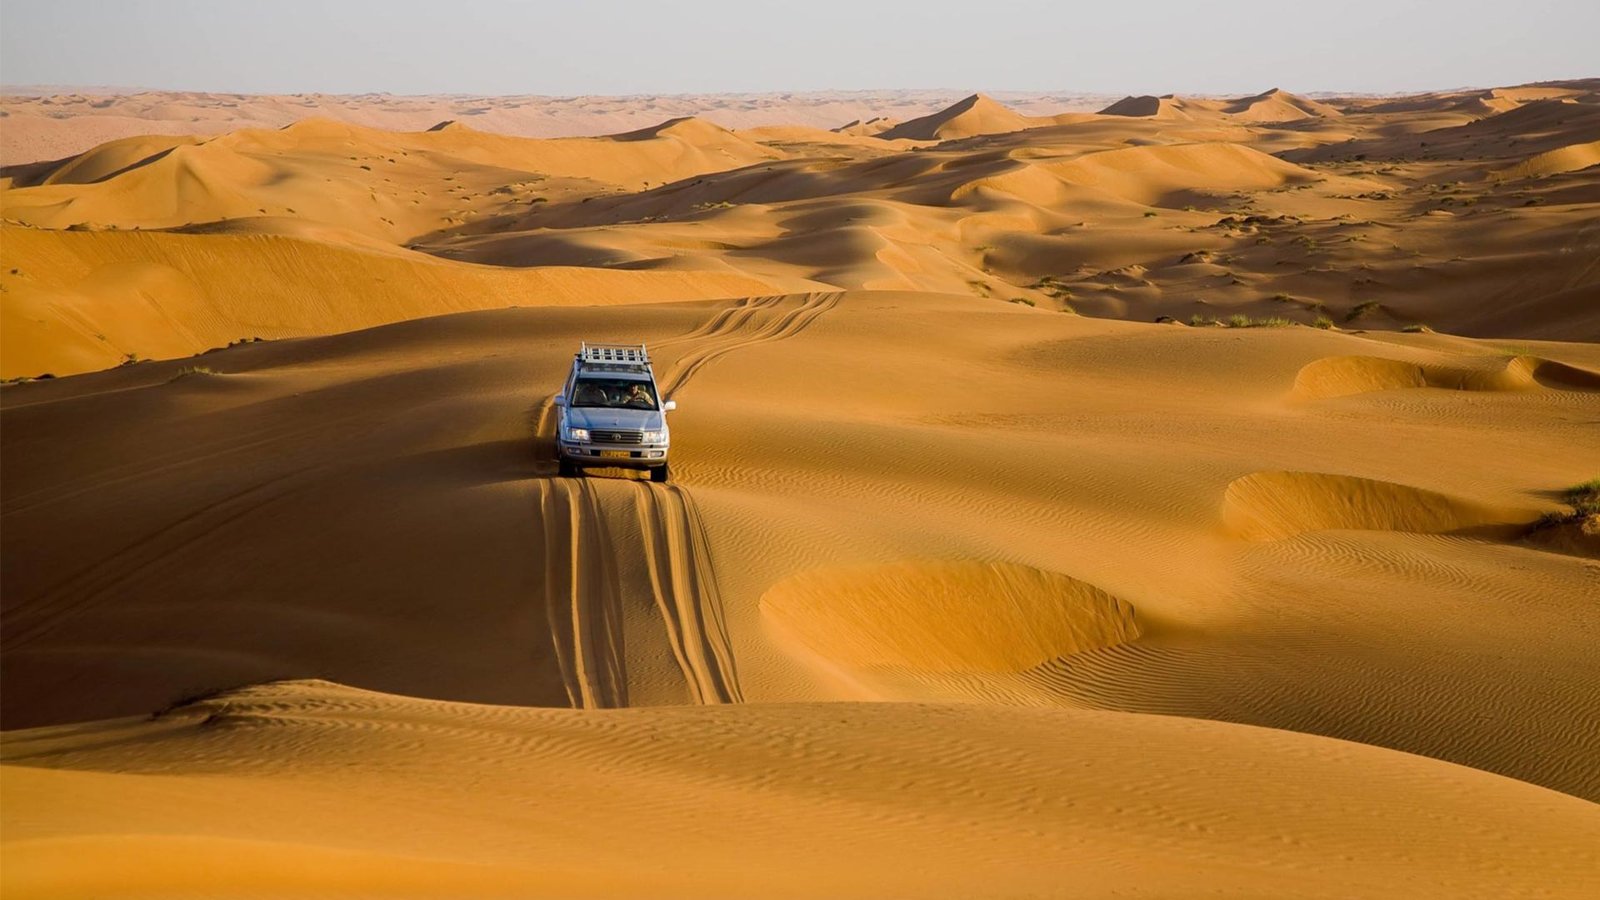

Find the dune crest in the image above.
[
  {"left": 1097, "top": 94, "right": 1193, "bottom": 119},
  {"left": 877, "top": 93, "right": 1044, "bottom": 141},
  {"left": 1495, "top": 139, "right": 1600, "bottom": 178},
  {"left": 1222, "top": 471, "right": 1537, "bottom": 540},
  {"left": 761, "top": 561, "right": 1139, "bottom": 673},
  {"left": 1292, "top": 354, "right": 1600, "bottom": 400},
  {"left": 0, "top": 226, "right": 775, "bottom": 377},
  {"left": 1223, "top": 87, "right": 1342, "bottom": 122}
]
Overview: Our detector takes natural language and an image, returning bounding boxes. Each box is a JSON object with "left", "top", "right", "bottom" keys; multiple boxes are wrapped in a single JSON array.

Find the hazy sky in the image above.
[{"left": 3, "top": 0, "right": 1595, "bottom": 96}]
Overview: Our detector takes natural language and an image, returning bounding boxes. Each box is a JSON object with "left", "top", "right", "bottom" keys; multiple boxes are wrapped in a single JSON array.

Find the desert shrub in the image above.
[
  {"left": 1194, "top": 314, "right": 1299, "bottom": 329},
  {"left": 1345, "top": 301, "right": 1382, "bottom": 321},
  {"left": 1010, "top": 297, "right": 1035, "bottom": 307},
  {"left": 1536, "top": 478, "right": 1600, "bottom": 528},
  {"left": 1029, "top": 276, "right": 1074, "bottom": 300},
  {"left": 1568, "top": 479, "right": 1600, "bottom": 517},
  {"left": 1313, "top": 316, "right": 1336, "bottom": 329}
]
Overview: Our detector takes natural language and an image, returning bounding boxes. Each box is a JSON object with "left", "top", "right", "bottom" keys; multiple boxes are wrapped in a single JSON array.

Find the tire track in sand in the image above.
[
  {"left": 3, "top": 470, "right": 312, "bottom": 653},
  {"left": 538, "top": 291, "right": 839, "bottom": 706},
  {"left": 659, "top": 291, "right": 843, "bottom": 395},
  {"left": 535, "top": 478, "right": 628, "bottom": 709},
  {"left": 633, "top": 483, "right": 743, "bottom": 704},
  {"left": 630, "top": 293, "right": 838, "bottom": 703},
  {"left": 653, "top": 294, "right": 787, "bottom": 351}
]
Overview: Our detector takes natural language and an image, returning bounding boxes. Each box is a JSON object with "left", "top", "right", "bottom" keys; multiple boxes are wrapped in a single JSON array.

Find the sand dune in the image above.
[
  {"left": 0, "top": 89, "right": 1131, "bottom": 167},
  {"left": 6, "top": 680, "right": 1599, "bottom": 899},
  {"left": 877, "top": 93, "right": 1059, "bottom": 141},
  {"left": 1043, "top": 141, "right": 1323, "bottom": 204},
  {"left": 1, "top": 116, "right": 785, "bottom": 240},
  {"left": 1292, "top": 352, "right": 1600, "bottom": 399},
  {"left": 0, "top": 226, "right": 775, "bottom": 377},
  {"left": 1097, "top": 89, "right": 1339, "bottom": 123},
  {"left": 7, "top": 78, "right": 1599, "bottom": 382},
  {"left": 5, "top": 290, "right": 1597, "bottom": 791},
  {"left": 1222, "top": 470, "right": 1538, "bottom": 540},
  {"left": 761, "top": 561, "right": 1139, "bottom": 673},
  {"left": 1096, "top": 94, "right": 1194, "bottom": 119},
  {"left": 1223, "top": 87, "right": 1343, "bottom": 122},
  {"left": 4, "top": 80, "right": 1600, "bottom": 896},
  {"left": 1496, "top": 138, "right": 1600, "bottom": 178}
]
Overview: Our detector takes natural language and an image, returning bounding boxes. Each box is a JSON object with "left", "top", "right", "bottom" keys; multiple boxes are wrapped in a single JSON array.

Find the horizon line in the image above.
[{"left": 5, "top": 77, "right": 1597, "bottom": 101}]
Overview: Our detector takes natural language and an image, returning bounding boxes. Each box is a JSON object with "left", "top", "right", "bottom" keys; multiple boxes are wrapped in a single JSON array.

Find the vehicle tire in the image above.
[
  {"left": 650, "top": 463, "right": 670, "bottom": 483},
  {"left": 558, "top": 458, "right": 578, "bottom": 478}
]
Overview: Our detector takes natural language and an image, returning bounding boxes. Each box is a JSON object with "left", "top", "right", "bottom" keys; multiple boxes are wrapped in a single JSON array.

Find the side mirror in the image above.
[
  {"left": 552, "top": 395, "right": 566, "bottom": 407},
  {"left": 663, "top": 400, "right": 677, "bottom": 412}
]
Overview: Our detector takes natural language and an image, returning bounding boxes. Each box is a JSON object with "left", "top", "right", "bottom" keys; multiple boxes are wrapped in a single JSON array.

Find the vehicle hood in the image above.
[{"left": 565, "top": 407, "right": 665, "bottom": 431}]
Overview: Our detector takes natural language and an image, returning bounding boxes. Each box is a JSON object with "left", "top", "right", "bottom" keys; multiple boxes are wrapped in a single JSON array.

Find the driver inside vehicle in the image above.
[{"left": 624, "top": 383, "right": 656, "bottom": 408}]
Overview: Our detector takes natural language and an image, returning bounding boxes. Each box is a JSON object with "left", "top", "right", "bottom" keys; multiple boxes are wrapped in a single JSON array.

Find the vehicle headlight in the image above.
[
  {"left": 642, "top": 429, "right": 666, "bottom": 443},
  {"left": 565, "top": 427, "right": 590, "bottom": 442}
]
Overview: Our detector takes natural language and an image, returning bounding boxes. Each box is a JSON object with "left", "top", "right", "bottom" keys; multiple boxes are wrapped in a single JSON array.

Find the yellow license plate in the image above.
[{"left": 600, "top": 450, "right": 631, "bottom": 459}]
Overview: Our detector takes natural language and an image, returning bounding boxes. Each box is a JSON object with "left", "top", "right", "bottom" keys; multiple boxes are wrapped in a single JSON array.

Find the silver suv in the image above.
[{"left": 554, "top": 343, "right": 676, "bottom": 482}]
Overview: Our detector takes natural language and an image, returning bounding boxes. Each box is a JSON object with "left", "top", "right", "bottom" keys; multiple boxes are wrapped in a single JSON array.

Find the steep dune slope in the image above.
[
  {"left": 1224, "top": 87, "right": 1343, "bottom": 122},
  {"left": 1096, "top": 94, "right": 1195, "bottom": 119},
  {"left": 877, "top": 94, "right": 1049, "bottom": 141}
]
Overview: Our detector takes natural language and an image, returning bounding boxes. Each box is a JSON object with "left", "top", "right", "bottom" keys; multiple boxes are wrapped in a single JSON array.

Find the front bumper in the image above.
[{"left": 559, "top": 441, "right": 669, "bottom": 468}]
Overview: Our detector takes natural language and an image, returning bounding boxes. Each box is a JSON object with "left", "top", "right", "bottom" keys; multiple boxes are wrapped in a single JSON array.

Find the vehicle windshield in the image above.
[{"left": 570, "top": 377, "right": 658, "bottom": 410}]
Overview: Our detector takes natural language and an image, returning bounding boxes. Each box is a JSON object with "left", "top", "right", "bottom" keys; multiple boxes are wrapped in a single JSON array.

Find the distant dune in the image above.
[
  {"left": 0, "top": 89, "right": 1124, "bottom": 167},
  {"left": 876, "top": 92, "right": 1065, "bottom": 140},
  {"left": 1098, "top": 94, "right": 1193, "bottom": 118},
  {"left": 1223, "top": 87, "right": 1343, "bottom": 121},
  {"left": 6, "top": 78, "right": 1597, "bottom": 379}
]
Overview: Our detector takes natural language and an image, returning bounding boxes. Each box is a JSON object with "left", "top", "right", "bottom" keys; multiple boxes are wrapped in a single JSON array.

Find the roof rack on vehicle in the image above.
[{"left": 579, "top": 342, "right": 650, "bottom": 366}]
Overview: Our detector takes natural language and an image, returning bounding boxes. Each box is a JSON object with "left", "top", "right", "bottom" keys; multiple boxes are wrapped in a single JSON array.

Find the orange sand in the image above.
[{"left": 4, "top": 80, "right": 1599, "bottom": 898}]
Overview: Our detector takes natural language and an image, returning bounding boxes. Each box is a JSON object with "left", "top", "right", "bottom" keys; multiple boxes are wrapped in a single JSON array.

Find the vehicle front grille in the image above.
[{"left": 592, "top": 430, "right": 644, "bottom": 444}]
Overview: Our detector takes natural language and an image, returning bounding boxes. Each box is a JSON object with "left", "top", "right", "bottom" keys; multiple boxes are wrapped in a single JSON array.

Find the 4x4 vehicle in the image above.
[{"left": 554, "top": 343, "right": 676, "bottom": 481}]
